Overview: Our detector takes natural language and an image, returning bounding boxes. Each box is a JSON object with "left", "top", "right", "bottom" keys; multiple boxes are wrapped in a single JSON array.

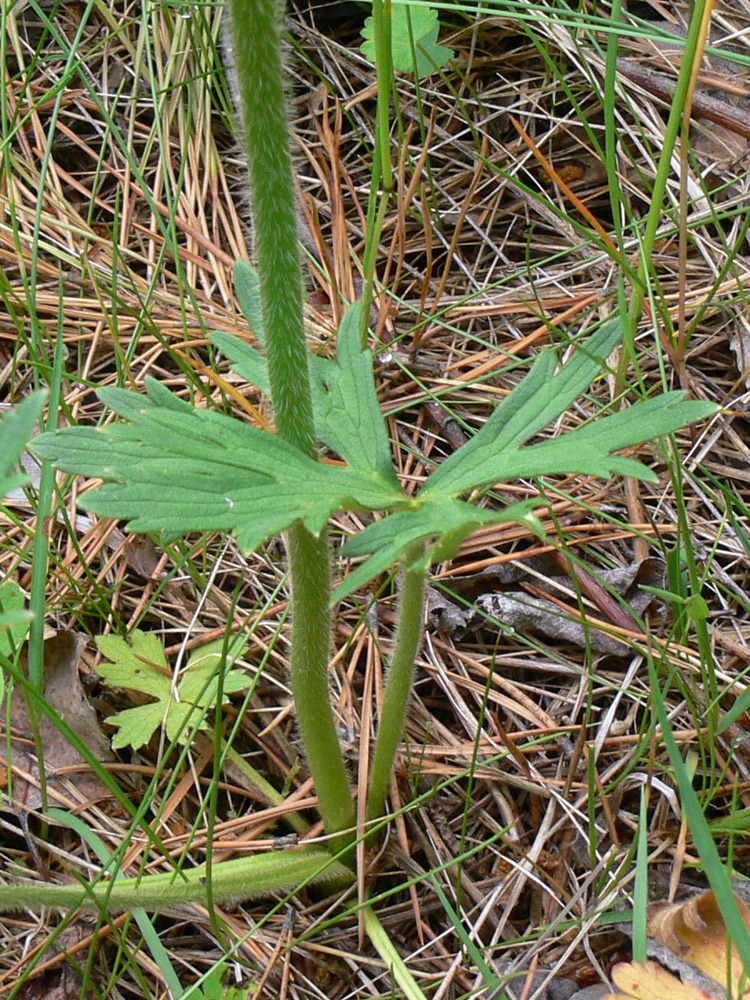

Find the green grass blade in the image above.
[{"left": 650, "top": 657, "right": 750, "bottom": 973}]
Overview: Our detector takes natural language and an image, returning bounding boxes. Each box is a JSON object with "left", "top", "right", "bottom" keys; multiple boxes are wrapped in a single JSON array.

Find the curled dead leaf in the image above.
[{"left": 649, "top": 890, "right": 750, "bottom": 998}]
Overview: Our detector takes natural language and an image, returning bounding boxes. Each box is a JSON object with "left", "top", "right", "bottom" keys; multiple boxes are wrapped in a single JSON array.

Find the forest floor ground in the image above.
[{"left": 2, "top": 1, "right": 750, "bottom": 998}]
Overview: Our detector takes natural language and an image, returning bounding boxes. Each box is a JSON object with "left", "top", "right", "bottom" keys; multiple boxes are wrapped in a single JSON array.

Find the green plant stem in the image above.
[
  {"left": 26, "top": 326, "right": 65, "bottom": 817},
  {"left": 0, "top": 850, "right": 353, "bottom": 912},
  {"left": 604, "top": 0, "right": 628, "bottom": 324},
  {"left": 366, "top": 556, "right": 427, "bottom": 829},
  {"left": 227, "top": 0, "right": 356, "bottom": 852},
  {"left": 288, "top": 523, "right": 356, "bottom": 857},
  {"left": 227, "top": 0, "right": 313, "bottom": 453}
]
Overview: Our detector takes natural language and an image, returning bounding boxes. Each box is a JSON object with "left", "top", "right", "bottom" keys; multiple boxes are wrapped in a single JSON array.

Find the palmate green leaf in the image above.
[
  {"left": 330, "top": 320, "right": 715, "bottom": 592},
  {"left": 424, "top": 320, "right": 625, "bottom": 497},
  {"left": 0, "top": 391, "right": 47, "bottom": 500},
  {"left": 96, "top": 629, "right": 170, "bottom": 699},
  {"left": 422, "top": 318, "right": 718, "bottom": 499},
  {"left": 95, "top": 630, "right": 249, "bottom": 750},
  {"left": 212, "top": 263, "right": 399, "bottom": 487},
  {"left": 177, "top": 635, "right": 250, "bottom": 704},
  {"left": 310, "top": 305, "right": 401, "bottom": 487},
  {"left": 31, "top": 379, "right": 404, "bottom": 551},
  {"left": 422, "top": 391, "right": 717, "bottom": 498},
  {"left": 333, "top": 497, "right": 543, "bottom": 602}
]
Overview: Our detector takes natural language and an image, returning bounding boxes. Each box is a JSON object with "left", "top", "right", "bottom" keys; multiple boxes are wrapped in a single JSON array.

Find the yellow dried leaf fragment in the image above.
[
  {"left": 650, "top": 890, "right": 750, "bottom": 997},
  {"left": 602, "top": 959, "right": 715, "bottom": 999}
]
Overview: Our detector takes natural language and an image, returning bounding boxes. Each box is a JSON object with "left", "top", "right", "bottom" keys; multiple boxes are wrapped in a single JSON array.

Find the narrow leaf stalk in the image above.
[
  {"left": 215, "top": 738, "right": 309, "bottom": 837},
  {"left": 367, "top": 555, "right": 427, "bottom": 828},
  {"left": 359, "top": 0, "right": 395, "bottom": 346},
  {"left": 364, "top": 904, "right": 429, "bottom": 1000},
  {"left": 624, "top": 0, "right": 708, "bottom": 346}
]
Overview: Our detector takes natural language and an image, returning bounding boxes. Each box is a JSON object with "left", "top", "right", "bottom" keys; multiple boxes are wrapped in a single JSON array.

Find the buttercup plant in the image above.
[{"left": 1, "top": 0, "right": 718, "bottom": 990}]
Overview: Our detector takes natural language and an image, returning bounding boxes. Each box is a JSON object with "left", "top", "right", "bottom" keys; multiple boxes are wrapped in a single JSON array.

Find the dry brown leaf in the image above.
[
  {"left": 3, "top": 631, "right": 115, "bottom": 818},
  {"left": 650, "top": 890, "right": 750, "bottom": 998},
  {"left": 602, "top": 959, "right": 716, "bottom": 999}
]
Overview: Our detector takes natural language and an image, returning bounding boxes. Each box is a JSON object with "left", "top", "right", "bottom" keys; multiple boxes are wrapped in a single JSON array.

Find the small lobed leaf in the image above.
[
  {"left": 108, "top": 702, "right": 167, "bottom": 751},
  {"left": 96, "top": 631, "right": 171, "bottom": 700},
  {"left": 361, "top": 2, "right": 455, "bottom": 78},
  {"left": 177, "top": 636, "right": 250, "bottom": 706},
  {"left": 95, "top": 630, "right": 250, "bottom": 751}
]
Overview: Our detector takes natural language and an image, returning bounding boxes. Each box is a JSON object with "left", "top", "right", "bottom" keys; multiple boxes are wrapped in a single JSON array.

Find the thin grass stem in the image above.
[
  {"left": 359, "top": 0, "right": 395, "bottom": 346},
  {"left": 624, "top": 0, "right": 709, "bottom": 350}
]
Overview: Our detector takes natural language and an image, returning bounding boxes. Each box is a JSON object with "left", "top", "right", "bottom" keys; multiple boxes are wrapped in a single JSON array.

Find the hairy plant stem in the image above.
[
  {"left": 288, "top": 524, "right": 357, "bottom": 858},
  {"left": 227, "top": 0, "right": 355, "bottom": 854},
  {"left": 0, "top": 851, "right": 353, "bottom": 912},
  {"left": 367, "top": 554, "right": 427, "bottom": 831}
]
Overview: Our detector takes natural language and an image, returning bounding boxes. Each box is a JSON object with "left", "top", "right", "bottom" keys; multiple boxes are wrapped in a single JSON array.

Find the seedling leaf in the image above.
[
  {"left": 95, "top": 630, "right": 249, "bottom": 750},
  {"left": 362, "top": 3, "right": 455, "bottom": 78}
]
